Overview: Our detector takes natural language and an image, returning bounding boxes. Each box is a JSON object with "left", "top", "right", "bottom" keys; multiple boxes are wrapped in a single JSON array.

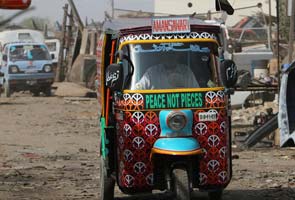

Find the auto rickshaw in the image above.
[{"left": 97, "top": 14, "right": 237, "bottom": 200}]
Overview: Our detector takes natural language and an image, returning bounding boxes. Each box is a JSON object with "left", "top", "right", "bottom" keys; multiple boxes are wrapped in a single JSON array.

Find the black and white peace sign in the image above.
[
  {"left": 208, "top": 135, "right": 220, "bottom": 147},
  {"left": 145, "top": 124, "right": 158, "bottom": 137},
  {"left": 133, "top": 162, "right": 146, "bottom": 174},
  {"left": 207, "top": 160, "right": 220, "bottom": 172},
  {"left": 132, "top": 137, "right": 145, "bottom": 149}
]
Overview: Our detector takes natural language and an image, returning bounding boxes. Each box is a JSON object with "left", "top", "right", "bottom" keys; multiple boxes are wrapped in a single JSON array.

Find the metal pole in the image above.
[
  {"left": 67, "top": 0, "right": 84, "bottom": 33},
  {"left": 275, "top": 0, "right": 281, "bottom": 145},
  {"left": 276, "top": 0, "right": 279, "bottom": 68},
  {"left": 56, "top": 4, "right": 68, "bottom": 82},
  {"left": 276, "top": 0, "right": 280, "bottom": 93},
  {"left": 111, "top": 0, "right": 114, "bottom": 19},
  {"left": 288, "top": 0, "right": 295, "bottom": 63},
  {"left": 65, "top": 9, "right": 74, "bottom": 81},
  {"left": 269, "top": 0, "right": 272, "bottom": 48},
  {"left": 207, "top": 10, "right": 211, "bottom": 20}
]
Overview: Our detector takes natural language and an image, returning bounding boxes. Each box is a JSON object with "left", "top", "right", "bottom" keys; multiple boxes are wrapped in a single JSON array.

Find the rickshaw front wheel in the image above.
[
  {"left": 100, "top": 157, "right": 115, "bottom": 200},
  {"left": 172, "top": 168, "right": 191, "bottom": 200},
  {"left": 208, "top": 190, "right": 223, "bottom": 200}
]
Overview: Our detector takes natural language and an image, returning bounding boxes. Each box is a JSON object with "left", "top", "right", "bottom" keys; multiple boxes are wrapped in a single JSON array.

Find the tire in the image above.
[
  {"left": 208, "top": 190, "right": 223, "bottom": 200},
  {"left": 100, "top": 157, "right": 115, "bottom": 200},
  {"left": 242, "top": 114, "right": 278, "bottom": 148},
  {"left": 43, "top": 86, "right": 52, "bottom": 97},
  {"left": 4, "top": 81, "right": 10, "bottom": 98},
  {"left": 32, "top": 90, "right": 40, "bottom": 97},
  {"left": 172, "top": 168, "right": 191, "bottom": 200}
]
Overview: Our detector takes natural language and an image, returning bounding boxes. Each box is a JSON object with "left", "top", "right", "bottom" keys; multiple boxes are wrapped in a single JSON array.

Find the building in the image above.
[{"left": 113, "top": 0, "right": 276, "bottom": 26}]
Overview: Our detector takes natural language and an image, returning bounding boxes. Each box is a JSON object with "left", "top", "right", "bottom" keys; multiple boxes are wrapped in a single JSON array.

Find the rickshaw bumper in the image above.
[{"left": 151, "top": 137, "right": 203, "bottom": 158}]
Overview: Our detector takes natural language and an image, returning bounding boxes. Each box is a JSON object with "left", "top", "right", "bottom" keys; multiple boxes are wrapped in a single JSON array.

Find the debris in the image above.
[
  {"left": 64, "top": 97, "right": 94, "bottom": 102},
  {"left": 270, "top": 183, "right": 282, "bottom": 188},
  {"left": 79, "top": 148, "right": 88, "bottom": 153},
  {"left": 53, "top": 82, "right": 95, "bottom": 97},
  {"left": 241, "top": 114, "right": 278, "bottom": 148},
  {"left": 4, "top": 170, "right": 22, "bottom": 178},
  {"left": 21, "top": 153, "right": 41, "bottom": 159},
  {"left": 281, "top": 155, "right": 290, "bottom": 160}
]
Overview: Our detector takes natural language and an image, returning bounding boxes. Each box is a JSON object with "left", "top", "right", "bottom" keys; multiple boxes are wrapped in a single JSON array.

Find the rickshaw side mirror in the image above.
[
  {"left": 116, "top": 50, "right": 124, "bottom": 61},
  {"left": 105, "top": 63, "right": 124, "bottom": 91},
  {"left": 215, "top": 0, "right": 234, "bottom": 15},
  {"left": 220, "top": 59, "right": 237, "bottom": 88}
]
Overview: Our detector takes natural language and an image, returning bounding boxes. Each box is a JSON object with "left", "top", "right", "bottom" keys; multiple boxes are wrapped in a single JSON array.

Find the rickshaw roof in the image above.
[{"left": 103, "top": 17, "right": 223, "bottom": 34}]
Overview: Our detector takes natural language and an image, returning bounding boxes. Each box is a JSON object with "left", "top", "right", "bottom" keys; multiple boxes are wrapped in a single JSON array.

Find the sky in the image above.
[
  {"left": 0, "top": 0, "right": 276, "bottom": 26},
  {"left": 0, "top": 0, "right": 110, "bottom": 23},
  {"left": 0, "top": 0, "right": 153, "bottom": 24}
]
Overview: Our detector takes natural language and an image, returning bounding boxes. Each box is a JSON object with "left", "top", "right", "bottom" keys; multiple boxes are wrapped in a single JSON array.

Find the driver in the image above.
[{"left": 135, "top": 54, "right": 199, "bottom": 90}]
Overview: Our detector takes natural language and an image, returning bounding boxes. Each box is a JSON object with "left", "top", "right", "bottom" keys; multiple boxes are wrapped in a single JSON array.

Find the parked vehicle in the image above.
[
  {"left": 279, "top": 62, "right": 295, "bottom": 147},
  {"left": 0, "top": 29, "right": 54, "bottom": 97},
  {"left": 0, "top": 29, "right": 45, "bottom": 46},
  {"left": 97, "top": 15, "right": 237, "bottom": 200},
  {"left": 0, "top": 42, "right": 54, "bottom": 97},
  {"left": 45, "top": 38, "right": 60, "bottom": 68}
]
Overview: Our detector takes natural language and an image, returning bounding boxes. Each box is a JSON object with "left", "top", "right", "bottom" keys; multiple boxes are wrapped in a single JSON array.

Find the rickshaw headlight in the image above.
[{"left": 167, "top": 112, "right": 187, "bottom": 131}]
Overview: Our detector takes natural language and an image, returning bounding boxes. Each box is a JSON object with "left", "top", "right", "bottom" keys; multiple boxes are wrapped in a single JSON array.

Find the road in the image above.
[{"left": 0, "top": 94, "right": 295, "bottom": 200}]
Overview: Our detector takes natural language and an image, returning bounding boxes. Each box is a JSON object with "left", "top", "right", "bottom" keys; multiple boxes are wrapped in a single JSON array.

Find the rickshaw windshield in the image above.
[{"left": 122, "top": 41, "right": 219, "bottom": 90}]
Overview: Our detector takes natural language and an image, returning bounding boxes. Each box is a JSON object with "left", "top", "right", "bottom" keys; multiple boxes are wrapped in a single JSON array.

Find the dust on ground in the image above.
[
  {"left": 0, "top": 94, "right": 295, "bottom": 200},
  {"left": 0, "top": 94, "right": 99, "bottom": 200}
]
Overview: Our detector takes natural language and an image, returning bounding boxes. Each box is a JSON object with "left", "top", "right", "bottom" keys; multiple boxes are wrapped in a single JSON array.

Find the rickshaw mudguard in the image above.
[
  {"left": 152, "top": 138, "right": 201, "bottom": 152},
  {"left": 152, "top": 109, "right": 201, "bottom": 153}
]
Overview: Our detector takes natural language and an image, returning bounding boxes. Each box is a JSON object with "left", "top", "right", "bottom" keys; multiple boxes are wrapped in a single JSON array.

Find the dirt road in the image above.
[{"left": 0, "top": 94, "right": 295, "bottom": 200}]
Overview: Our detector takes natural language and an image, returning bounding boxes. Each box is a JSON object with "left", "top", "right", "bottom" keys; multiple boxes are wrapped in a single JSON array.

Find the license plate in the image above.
[
  {"left": 26, "top": 80, "right": 37, "bottom": 85},
  {"left": 26, "top": 70, "right": 38, "bottom": 74},
  {"left": 26, "top": 65, "right": 37, "bottom": 73},
  {"left": 199, "top": 112, "right": 217, "bottom": 122}
]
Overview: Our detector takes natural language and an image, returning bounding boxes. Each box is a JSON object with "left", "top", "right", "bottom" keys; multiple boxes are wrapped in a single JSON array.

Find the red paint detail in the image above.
[
  {"left": 152, "top": 17, "right": 190, "bottom": 34},
  {"left": 0, "top": 0, "right": 31, "bottom": 10}
]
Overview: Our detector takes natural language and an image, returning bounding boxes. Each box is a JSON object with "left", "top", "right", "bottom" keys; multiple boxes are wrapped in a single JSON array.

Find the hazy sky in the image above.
[
  {"left": 0, "top": 0, "right": 276, "bottom": 25},
  {"left": 0, "top": 0, "right": 154, "bottom": 24},
  {"left": 1, "top": 0, "right": 110, "bottom": 23}
]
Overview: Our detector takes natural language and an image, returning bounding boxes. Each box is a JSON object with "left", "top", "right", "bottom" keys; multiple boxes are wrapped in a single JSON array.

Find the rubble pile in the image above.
[
  {"left": 232, "top": 102, "right": 278, "bottom": 126},
  {"left": 53, "top": 82, "right": 95, "bottom": 97}
]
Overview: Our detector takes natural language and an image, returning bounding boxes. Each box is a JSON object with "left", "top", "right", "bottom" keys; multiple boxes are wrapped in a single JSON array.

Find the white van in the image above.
[
  {"left": 45, "top": 38, "right": 60, "bottom": 64},
  {"left": 0, "top": 29, "right": 45, "bottom": 46}
]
